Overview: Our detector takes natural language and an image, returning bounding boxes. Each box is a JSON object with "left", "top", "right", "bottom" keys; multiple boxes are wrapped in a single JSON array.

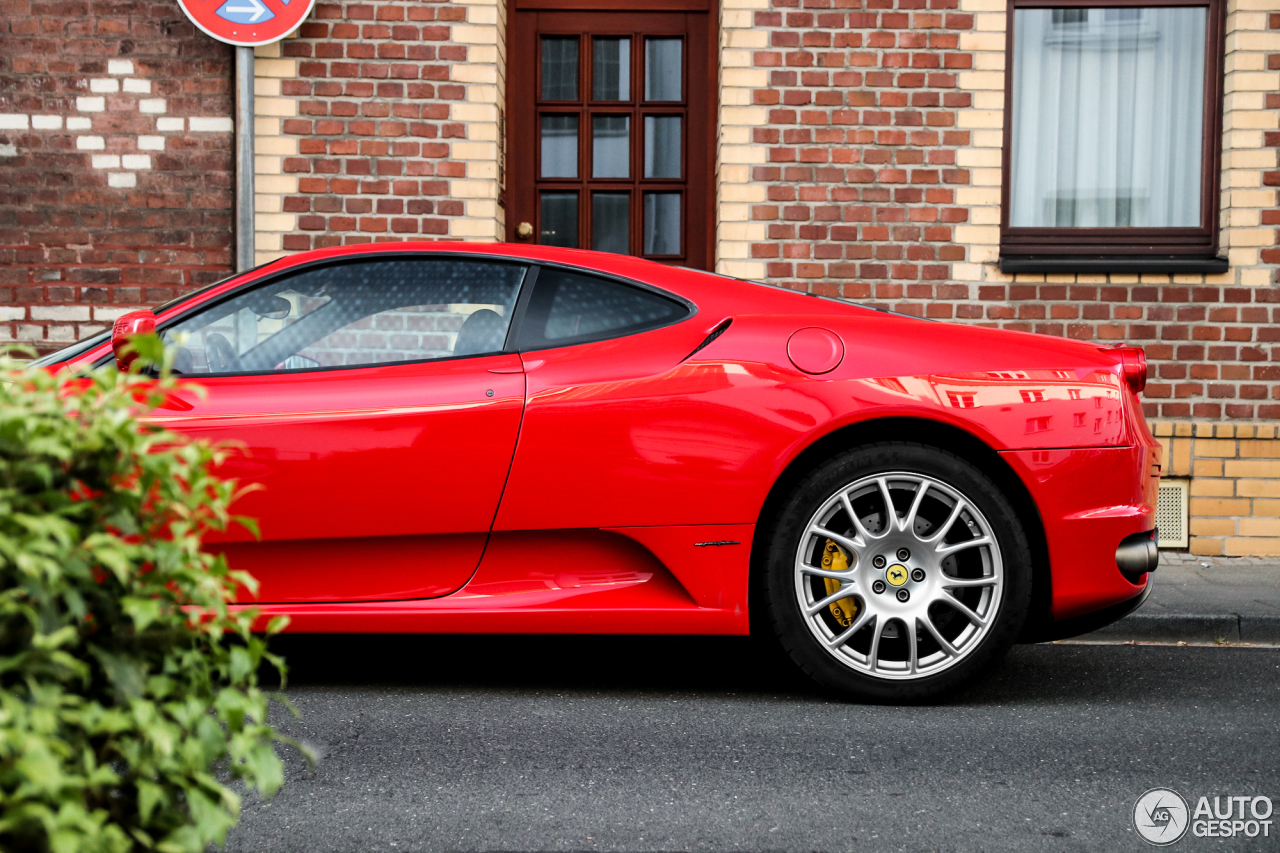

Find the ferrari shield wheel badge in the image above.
[
  {"left": 176, "top": 0, "right": 315, "bottom": 47},
  {"left": 1134, "top": 788, "right": 1190, "bottom": 846},
  {"left": 885, "top": 564, "right": 909, "bottom": 587}
]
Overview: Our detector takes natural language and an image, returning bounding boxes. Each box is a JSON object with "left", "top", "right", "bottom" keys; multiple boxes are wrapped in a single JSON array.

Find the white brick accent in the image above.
[
  {"left": 138, "top": 99, "right": 166, "bottom": 114},
  {"left": 123, "top": 79, "right": 151, "bottom": 94},
  {"left": 0, "top": 114, "right": 29, "bottom": 129},
  {"left": 89, "top": 78, "right": 119, "bottom": 93},
  {"left": 189, "top": 116, "right": 233, "bottom": 132},
  {"left": 108, "top": 172, "right": 137, "bottom": 188},
  {"left": 138, "top": 135, "right": 165, "bottom": 150},
  {"left": 31, "top": 115, "right": 62, "bottom": 129},
  {"left": 121, "top": 154, "right": 150, "bottom": 169},
  {"left": 66, "top": 117, "right": 92, "bottom": 130},
  {"left": 91, "top": 154, "right": 120, "bottom": 168},
  {"left": 107, "top": 59, "right": 134, "bottom": 75},
  {"left": 31, "top": 306, "right": 91, "bottom": 321},
  {"left": 92, "top": 307, "right": 138, "bottom": 322},
  {"left": 76, "top": 97, "right": 105, "bottom": 112},
  {"left": 156, "top": 117, "right": 184, "bottom": 131},
  {"left": 76, "top": 136, "right": 105, "bottom": 150}
]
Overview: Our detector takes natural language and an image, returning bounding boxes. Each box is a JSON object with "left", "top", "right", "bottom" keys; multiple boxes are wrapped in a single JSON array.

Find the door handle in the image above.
[{"left": 488, "top": 366, "right": 524, "bottom": 374}]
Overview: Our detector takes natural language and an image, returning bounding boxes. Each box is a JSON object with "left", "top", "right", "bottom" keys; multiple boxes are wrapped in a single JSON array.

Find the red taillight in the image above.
[{"left": 1107, "top": 346, "right": 1147, "bottom": 395}]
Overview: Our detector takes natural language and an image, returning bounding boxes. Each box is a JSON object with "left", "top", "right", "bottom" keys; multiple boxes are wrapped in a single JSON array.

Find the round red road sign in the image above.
[{"left": 176, "top": 0, "right": 315, "bottom": 47}]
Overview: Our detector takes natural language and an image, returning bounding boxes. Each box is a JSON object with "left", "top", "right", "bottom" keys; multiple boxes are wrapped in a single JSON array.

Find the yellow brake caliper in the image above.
[{"left": 821, "top": 539, "right": 858, "bottom": 627}]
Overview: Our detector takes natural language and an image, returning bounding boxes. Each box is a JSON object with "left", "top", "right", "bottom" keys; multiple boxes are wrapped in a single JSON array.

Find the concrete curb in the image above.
[{"left": 1084, "top": 613, "right": 1280, "bottom": 644}]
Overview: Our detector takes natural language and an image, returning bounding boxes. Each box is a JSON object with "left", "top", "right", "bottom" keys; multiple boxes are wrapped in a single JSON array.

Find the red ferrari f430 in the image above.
[{"left": 38, "top": 243, "right": 1161, "bottom": 701}]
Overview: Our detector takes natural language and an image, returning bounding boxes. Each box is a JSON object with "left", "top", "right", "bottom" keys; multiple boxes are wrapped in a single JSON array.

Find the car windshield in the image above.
[
  {"left": 25, "top": 261, "right": 290, "bottom": 369},
  {"left": 161, "top": 258, "right": 527, "bottom": 374}
]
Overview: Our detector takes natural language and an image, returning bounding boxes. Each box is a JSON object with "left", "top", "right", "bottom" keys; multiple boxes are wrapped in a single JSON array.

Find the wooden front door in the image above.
[{"left": 507, "top": 5, "right": 713, "bottom": 269}]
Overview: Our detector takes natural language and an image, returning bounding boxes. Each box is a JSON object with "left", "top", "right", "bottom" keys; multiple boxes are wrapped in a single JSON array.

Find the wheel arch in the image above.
[{"left": 749, "top": 416, "right": 1053, "bottom": 641}]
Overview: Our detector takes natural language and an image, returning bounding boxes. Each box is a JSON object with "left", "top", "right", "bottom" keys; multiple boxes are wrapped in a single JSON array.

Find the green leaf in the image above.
[
  {"left": 137, "top": 779, "right": 165, "bottom": 824},
  {"left": 0, "top": 352, "right": 295, "bottom": 853}
]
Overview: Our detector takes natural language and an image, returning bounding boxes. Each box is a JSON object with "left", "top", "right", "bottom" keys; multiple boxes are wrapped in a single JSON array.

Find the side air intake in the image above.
[{"left": 684, "top": 318, "right": 733, "bottom": 361}]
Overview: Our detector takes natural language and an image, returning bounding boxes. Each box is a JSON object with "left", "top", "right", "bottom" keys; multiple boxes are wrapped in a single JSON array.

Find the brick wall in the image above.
[
  {"left": 251, "top": 0, "right": 506, "bottom": 264},
  {"left": 1153, "top": 420, "right": 1280, "bottom": 556},
  {"left": 746, "top": 0, "right": 975, "bottom": 294},
  {"left": 0, "top": 0, "right": 235, "bottom": 351},
  {"left": 1265, "top": 10, "right": 1280, "bottom": 279},
  {"left": 717, "top": 0, "right": 1280, "bottom": 423}
]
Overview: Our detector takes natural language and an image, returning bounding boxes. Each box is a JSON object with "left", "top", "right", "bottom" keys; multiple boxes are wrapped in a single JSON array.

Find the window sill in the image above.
[{"left": 998, "top": 255, "right": 1230, "bottom": 275}]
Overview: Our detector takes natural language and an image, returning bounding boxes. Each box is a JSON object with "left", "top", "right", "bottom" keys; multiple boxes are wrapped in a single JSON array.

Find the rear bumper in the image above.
[
  {"left": 1002, "top": 441, "right": 1160, "bottom": 622},
  {"left": 1032, "top": 572, "right": 1154, "bottom": 642}
]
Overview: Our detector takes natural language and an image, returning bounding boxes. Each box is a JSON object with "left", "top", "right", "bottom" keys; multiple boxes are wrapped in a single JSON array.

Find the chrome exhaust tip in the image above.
[{"left": 1116, "top": 528, "right": 1159, "bottom": 582}]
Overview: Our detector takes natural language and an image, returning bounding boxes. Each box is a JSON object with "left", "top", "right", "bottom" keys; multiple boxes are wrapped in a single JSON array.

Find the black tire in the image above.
[{"left": 764, "top": 441, "right": 1033, "bottom": 703}]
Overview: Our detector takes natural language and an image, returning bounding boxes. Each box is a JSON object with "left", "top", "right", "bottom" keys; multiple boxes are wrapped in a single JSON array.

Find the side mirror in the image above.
[{"left": 111, "top": 310, "right": 157, "bottom": 371}]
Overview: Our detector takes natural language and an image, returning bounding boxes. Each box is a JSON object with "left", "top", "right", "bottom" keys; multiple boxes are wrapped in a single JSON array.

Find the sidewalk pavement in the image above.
[{"left": 1073, "top": 553, "right": 1280, "bottom": 645}]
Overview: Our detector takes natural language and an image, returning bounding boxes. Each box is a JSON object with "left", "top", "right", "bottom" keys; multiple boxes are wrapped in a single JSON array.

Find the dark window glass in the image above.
[
  {"left": 540, "top": 115, "right": 578, "bottom": 178},
  {"left": 541, "top": 37, "right": 579, "bottom": 101},
  {"left": 592, "top": 37, "right": 631, "bottom": 101},
  {"left": 592, "top": 114, "right": 630, "bottom": 178},
  {"left": 1050, "top": 8, "right": 1087, "bottom": 25},
  {"left": 644, "top": 38, "right": 682, "bottom": 101},
  {"left": 540, "top": 192, "right": 579, "bottom": 247},
  {"left": 518, "top": 267, "right": 687, "bottom": 348},
  {"left": 162, "top": 259, "right": 526, "bottom": 374},
  {"left": 643, "top": 192, "right": 681, "bottom": 255},
  {"left": 592, "top": 191, "right": 630, "bottom": 253},
  {"left": 644, "top": 115, "right": 681, "bottom": 178}
]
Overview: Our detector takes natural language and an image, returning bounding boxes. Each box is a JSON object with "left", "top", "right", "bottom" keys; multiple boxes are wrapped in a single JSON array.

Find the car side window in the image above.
[
  {"left": 517, "top": 267, "right": 688, "bottom": 349},
  {"left": 161, "top": 258, "right": 527, "bottom": 375}
]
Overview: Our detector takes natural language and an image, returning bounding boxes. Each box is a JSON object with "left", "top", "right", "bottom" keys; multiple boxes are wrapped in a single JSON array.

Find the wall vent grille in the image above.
[{"left": 1156, "top": 479, "right": 1189, "bottom": 549}]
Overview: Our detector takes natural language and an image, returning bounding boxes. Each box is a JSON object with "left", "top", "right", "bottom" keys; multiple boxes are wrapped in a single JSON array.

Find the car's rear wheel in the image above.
[{"left": 764, "top": 442, "right": 1032, "bottom": 702}]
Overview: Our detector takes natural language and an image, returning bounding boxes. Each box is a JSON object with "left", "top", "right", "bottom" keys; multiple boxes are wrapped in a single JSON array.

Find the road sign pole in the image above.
[
  {"left": 176, "top": 0, "right": 314, "bottom": 272},
  {"left": 235, "top": 45, "right": 255, "bottom": 273}
]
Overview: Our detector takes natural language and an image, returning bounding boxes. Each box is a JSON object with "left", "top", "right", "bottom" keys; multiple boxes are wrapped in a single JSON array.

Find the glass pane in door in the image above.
[
  {"left": 645, "top": 39, "right": 682, "bottom": 101},
  {"left": 643, "top": 192, "right": 680, "bottom": 255},
  {"left": 644, "top": 115, "right": 681, "bottom": 178},
  {"left": 540, "top": 192, "right": 578, "bottom": 247},
  {"left": 592, "top": 115, "right": 630, "bottom": 178},
  {"left": 592, "top": 37, "right": 631, "bottom": 101},
  {"left": 541, "top": 37, "right": 579, "bottom": 101},
  {"left": 540, "top": 115, "right": 578, "bottom": 178},
  {"left": 592, "top": 192, "right": 630, "bottom": 254}
]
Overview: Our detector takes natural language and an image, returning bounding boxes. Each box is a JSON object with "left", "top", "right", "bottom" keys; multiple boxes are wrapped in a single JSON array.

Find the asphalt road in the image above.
[{"left": 227, "top": 636, "right": 1280, "bottom": 853}]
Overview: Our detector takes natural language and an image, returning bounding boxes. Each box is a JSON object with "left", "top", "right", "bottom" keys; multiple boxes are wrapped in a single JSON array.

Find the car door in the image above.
[
  {"left": 154, "top": 255, "right": 529, "bottom": 604},
  {"left": 493, "top": 263, "right": 751, "bottom": 533}
]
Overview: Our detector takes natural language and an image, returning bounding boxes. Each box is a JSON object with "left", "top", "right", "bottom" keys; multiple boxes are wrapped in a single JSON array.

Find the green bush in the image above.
[{"left": 0, "top": 340, "right": 300, "bottom": 853}]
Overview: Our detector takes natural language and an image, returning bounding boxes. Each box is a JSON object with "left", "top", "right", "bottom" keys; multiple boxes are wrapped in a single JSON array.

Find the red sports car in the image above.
[{"left": 39, "top": 243, "right": 1160, "bottom": 701}]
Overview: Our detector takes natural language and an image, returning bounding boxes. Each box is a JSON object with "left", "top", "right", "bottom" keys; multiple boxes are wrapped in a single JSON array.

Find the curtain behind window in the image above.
[{"left": 1009, "top": 7, "right": 1207, "bottom": 228}]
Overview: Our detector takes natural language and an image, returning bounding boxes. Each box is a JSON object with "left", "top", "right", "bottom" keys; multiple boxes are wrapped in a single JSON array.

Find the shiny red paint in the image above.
[
  {"left": 53, "top": 242, "right": 1159, "bottom": 636},
  {"left": 157, "top": 352, "right": 526, "bottom": 602},
  {"left": 111, "top": 311, "right": 155, "bottom": 370},
  {"left": 786, "top": 327, "right": 845, "bottom": 375}
]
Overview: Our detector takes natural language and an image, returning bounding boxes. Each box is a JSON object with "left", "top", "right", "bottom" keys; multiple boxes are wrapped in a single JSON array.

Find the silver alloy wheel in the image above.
[{"left": 793, "top": 471, "right": 1004, "bottom": 680}]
